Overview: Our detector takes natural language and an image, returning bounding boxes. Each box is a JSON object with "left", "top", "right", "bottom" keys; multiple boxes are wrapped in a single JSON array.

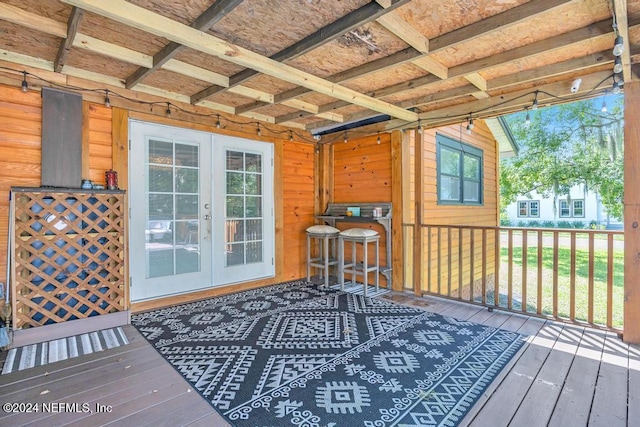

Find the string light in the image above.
[
  {"left": 417, "top": 119, "right": 423, "bottom": 134},
  {"left": 613, "top": 56, "right": 623, "bottom": 74},
  {"left": 344, "top": 131, "right": 348, "bottom": 143},
  {"left": 601, "top": 90, "right": 608, "bottom": 113},
  {"left": 612, "top": 80, "right": 622, "bottom": 94},
  {"left": 613, "top": 35, "right": 624, "bottom": 57},
  {"left": 215, "top": 114, "right": 221, "bottom": 128},
  {"left": 289, "top": 130, "right": 293, "bottom": 141},
  {"left": 104, "top": 89, "right": 111, "bottom": 108},
  {"left": 165, "top": 102, "right": 171, "bottom": 118},
  {"left": 532, "top": 91, "right": 539, "bottom": 110},
  {"left": 376, "top": 131, "right": 381, "bottom": 144},
  {"left": 21, "top": 71, "right": 28, "bottom": 93},
  {"left": 466, "top": 115, "right": 474, "bottom": 135},
  {"left": 524, "top": 107, "right": 531, "bottom": 127},
  {"left": 257, "top": 123, "right": 261, "bottom": 136}
]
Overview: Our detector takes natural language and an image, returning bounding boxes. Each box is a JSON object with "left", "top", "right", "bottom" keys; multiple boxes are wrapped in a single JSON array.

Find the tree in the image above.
[{"left": 500, "top": 95, "right": 624, "bottom": 220}]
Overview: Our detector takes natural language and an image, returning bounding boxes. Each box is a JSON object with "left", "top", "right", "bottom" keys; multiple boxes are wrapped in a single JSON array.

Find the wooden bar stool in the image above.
[
  {"left": 338, "top": 228, "right": 380, "bottom": 297},
  {"left": 306, "top": 225, "right": 340, "bottom": 287}
]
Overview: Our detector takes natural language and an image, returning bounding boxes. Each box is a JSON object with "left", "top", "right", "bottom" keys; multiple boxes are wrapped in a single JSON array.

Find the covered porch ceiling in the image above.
[{"left": 0, "top": 0, "right": 636, "bottom": 138}]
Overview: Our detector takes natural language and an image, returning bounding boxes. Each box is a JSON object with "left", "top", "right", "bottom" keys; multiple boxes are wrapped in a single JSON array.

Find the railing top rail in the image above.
[{"left": 401, "top": 223, "right": 624, "bottom": 235}]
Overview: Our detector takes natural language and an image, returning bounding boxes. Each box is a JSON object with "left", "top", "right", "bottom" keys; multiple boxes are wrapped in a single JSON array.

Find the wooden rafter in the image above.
[
  {"left": 241, "top": 0, "right": 589, "bottom": 119},
  {"left": 63, "top": 0, "right": 418, "bottom": 122},
  {"left": 54, "top": 6, "right": 83, "bottom": 73},
  {"left": 190, "top": 0, "right": 411, "bottom": 104},
  {"left": 125, "top": 0, "right": 244, "bottom": 89}
]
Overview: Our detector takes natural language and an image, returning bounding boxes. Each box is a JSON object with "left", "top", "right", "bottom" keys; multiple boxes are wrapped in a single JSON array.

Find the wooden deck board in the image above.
[
  {"left": 0, "top": 293, "right": 635, "bottom": 426},
  {"left": 588, "top": 331, "right": 629, "bottom": 426}
]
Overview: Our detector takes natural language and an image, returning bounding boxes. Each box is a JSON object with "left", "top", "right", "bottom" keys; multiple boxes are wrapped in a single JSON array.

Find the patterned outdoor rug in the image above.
[
  {"left": 132, "top": 281, "right": 526, "bottom": 426},
  {"left": 1, "top": 327, "right": 129, "bottom": 374}
]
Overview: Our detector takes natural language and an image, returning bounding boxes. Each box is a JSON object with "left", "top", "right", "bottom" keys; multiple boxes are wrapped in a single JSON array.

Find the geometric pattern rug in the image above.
[
  {"left": 132, "top": 281, "right": 526, "bottom": 426},
  {"left": 1, "top": 327, "right": 129, "bottom": 375}
]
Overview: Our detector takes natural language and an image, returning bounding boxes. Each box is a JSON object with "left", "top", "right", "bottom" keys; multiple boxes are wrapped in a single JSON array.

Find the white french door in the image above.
[
  {"left": 212, "top": 135, "right": 274, "bottom": 285},
  {"left": 129, "top": 121, "right": 212, "bottom": 301},
  {"left": 129, "top": 122, "right": 274, "bottom": 301}
]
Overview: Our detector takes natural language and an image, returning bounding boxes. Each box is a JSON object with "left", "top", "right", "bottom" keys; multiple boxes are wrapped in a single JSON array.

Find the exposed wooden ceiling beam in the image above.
[
  {"left": 429, "top": 0, "right": 577, "bottom": 52},
  {"left": 0, "top": 2, "right": 66, "bottom": 38},
  {"left": 63, "top": 0, "right": 418, "bottom": 122},
  {"left": 240, "top": 0, "right": 587, "bottom": 118},
  {"left": 54, "top": 7, "right": 84, "bottom": 73},
  {"left": 612, "top": 0, "right": 633, "bottom": 82},
  {"left": 125, "top": 0, "right": 244, "bottom": 89},
  {"left": 190, "top": 0, "right": 412, "bottom": 104}
]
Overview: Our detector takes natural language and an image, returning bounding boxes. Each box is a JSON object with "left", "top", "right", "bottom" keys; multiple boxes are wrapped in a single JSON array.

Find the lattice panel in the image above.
[{"left": 11, "top": 188, "right": 126, "bottom": 329}]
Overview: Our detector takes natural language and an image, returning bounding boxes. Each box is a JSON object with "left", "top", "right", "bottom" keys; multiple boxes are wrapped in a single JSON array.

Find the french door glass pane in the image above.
[
  {"left": 225, "top": 150, "right": 264, "bottom": 267},
  {"left": 146, "top": 139, "right": 201, "bottom": 278}
]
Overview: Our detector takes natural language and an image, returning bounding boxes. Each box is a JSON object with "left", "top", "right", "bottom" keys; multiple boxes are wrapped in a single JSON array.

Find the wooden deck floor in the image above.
[{"left": 1, "top": 291, "right": 638, "bottom": 426}]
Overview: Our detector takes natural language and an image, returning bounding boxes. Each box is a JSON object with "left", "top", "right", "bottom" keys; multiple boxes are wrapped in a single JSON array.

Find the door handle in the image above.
[
  {"left": 204, "top": 204, "right": 210, "bottom": 209},
  {"left": 204, "top": 214, "right": 211, "bottom": 220}
]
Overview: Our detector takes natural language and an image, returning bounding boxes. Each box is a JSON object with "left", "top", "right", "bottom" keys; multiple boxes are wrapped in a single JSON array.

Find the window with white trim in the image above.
[
  {"left": 517, "top": 200, "right": 540, "bottom": 218},
  {"left": 559, "top": 199, "right": 584, "bottom": 218}
]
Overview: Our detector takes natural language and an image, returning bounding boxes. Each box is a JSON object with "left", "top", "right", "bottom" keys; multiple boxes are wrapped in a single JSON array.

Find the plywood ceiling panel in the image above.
[{"left": 66, "top": 48, "right": 140, "bottom": 79}]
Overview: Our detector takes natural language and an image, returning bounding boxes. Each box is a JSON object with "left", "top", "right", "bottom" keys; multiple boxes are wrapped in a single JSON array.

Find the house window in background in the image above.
[
  {"left": 437, "top": 134, "right": 483, "bottom": 205},
  {"left": 559, "top": 199, "right": 584, "bottom": 217},
  {"left": 518, "top": 200, "right": 540, "bottom": 218}
]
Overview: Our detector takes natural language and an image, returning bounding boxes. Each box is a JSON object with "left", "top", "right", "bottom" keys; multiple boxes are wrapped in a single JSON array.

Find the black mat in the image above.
[{"left": 132, "top": 281, "right": 526, "bottom": 426}]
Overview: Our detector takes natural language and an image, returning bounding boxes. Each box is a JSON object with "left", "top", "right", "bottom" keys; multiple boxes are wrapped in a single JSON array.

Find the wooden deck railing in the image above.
[{"left": 402, "top": 224, "right": 624, "bottom": 332}]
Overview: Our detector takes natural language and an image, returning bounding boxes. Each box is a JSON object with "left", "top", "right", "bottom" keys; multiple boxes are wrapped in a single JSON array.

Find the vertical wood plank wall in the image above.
[
  {"left": 282, "top": 140, "right": 315, "bottom": 281},
  {"left": 332, "top": 133, "right": 392, "bottom": 286},
  {"left": 420, "top": 121, "right": 500, "bottom": 295}
]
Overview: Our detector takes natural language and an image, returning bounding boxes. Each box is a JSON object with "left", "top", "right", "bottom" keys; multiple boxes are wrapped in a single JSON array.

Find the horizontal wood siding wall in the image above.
[
  {"left": 0, "top": 87, "right": 42, "bottom": 302},
  {"left": 421, "top": 121, "right": 499, "bottom": 294},
  {"left": 86, "top": 103, "right": 113, "bottom": 184},
  {"left": 333, "top": 133, "right": 392, "bottom": 284},
  {"left": 282, "top": 140, "right": 315, "bottom": 281}
]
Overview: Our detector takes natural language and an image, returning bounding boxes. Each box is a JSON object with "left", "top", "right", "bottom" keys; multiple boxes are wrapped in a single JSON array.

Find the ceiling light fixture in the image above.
[
  {"left": 165, "top": 102, "right": 171, "bottom": 118},
  {"left": 104, "top": 89, "right": 111, "bottom": 108},
  {"left": 21, "top": 71, "right": 28, "bottom": 93}
]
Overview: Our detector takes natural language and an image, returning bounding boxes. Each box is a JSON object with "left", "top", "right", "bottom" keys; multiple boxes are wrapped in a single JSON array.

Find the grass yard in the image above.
[{"left": 499, "top": 246, "right": 624, "bottom": 329}]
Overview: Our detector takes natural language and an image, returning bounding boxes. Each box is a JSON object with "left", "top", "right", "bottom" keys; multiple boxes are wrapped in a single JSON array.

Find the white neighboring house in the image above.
[
  {"left": 489, "top": 117, "right": 622, "bottom": 229},
  {"left": 504, "top": 185, "right": 609, "bottom": 227}
]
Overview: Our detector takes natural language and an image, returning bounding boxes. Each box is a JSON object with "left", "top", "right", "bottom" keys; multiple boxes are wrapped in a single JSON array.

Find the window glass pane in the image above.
[
  {"left": 175, "top": 168, "right": 198, "bottom": 193},
  {"left": 245, "top": 173, "right": 261, "bottom": 195},
  {"left": 245, "top": 196, "right": 262, "bottom": 217},
  {"left": 441, "top": 148, "right": 460, "bottom": 175},
  {"left": 226, "top": 243, "right": 244, "bottom": 266},
  {"left": 148, "top": 249, "right": 174, "bottom": 278},
  {"left": 560, "top": 200, "right": 570, "bottom": 217},
  {"left": 226, "top": 219, "right": 244, "bottom": 244},
  {"left": 226, "top": 151, "right": 244, "bottom": 171},
  {"left": 175, "top": 143, "right": 198, "bottom": 167},
  {"left": 463, "top": 181, "right": 479, "bottom": 202},
  {"left": 176, "top": 195, "right": 198, "bottom": 220},
  {"left": 148, "top": 194, "right": 173, "bottom": 220},
  {"left": 463, "top": 155, "right": 480, "bottom": 179},
  {"left": 440, "top": 176, "right": 460, "bottom": 201},
  {"left": 226, "top": 196, "right": 244, "bottom": 218},
  {"left": 246, "top": 241, "right": 263, "bottom": 263},
  {"left": 149, "top": 165, "right": 172, "bottom": 192},
  {"left": 226, "top": 172, "right": 244, "bottom": 194},
  {"left": 245, "top": 153, "right": 262, "bottom": 173},
  {"left": 148, "top": 140, "right": 172, "bottom": 165},
  {"left": 176, "top": 247, "right": 199, "bottom": 274},
  {"left": 246, "top": 219, "right": 262, "bottom": 240}
]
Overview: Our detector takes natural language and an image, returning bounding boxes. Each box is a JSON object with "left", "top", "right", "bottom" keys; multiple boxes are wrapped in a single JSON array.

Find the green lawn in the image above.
[{"left": 499, "top": 246, "right": 624, "bottom": 329}]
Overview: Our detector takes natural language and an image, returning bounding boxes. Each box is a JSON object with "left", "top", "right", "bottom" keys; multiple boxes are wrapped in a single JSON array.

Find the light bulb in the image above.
[
  {"left": 601, "top": 99, "right": 607, "bottom": 113},
  {"left": 614, "top": 56, "right": 623, "bottom": 74},
  {"left": 468, "top": 117, "right": 474, "bottom": 130},
  {"left": 613, "top": 81, "right": 621, "bottom": 94},
  {"left": 525, "top": 110, "right": 531, "bottom": 127},
  {"left": 257, "top": 124, "right": 261, "bottom": 136},
  {"left": 344, "top": 132, "right": 348, "bottom": 143},
  {"left": 376, "top": 132, "right": 381, "bottom": 144},
  {"left": 215, "top": 115, "right": 221, "bottom": 128},
  {"left": 417, "top": 119, "right": 423, "bottom": 134},
  {"left": 165, "top": 103, "right": 171, "bottom": 118},
  {"left": 104, "top": 90, "right": 111, "bottom": 108},
  {"left": 466, "top": 124, "right": 472, "bottom": 135},
  {"left": 289, "top": 131, "right": 293, "bottom": 141},
  {"left": 613, "top": 35, "right": 624, "bottom": 57}
]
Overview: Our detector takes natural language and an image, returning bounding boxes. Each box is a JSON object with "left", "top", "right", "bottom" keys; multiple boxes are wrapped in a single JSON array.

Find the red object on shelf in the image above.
[{"left": 105, "top": 170, "right": 118, "bottom": 190}]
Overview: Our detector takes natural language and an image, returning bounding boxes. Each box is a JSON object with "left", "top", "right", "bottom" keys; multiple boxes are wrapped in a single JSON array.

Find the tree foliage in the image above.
[{"left": 501, "top": 96, "right": 624, "bottom": 220}]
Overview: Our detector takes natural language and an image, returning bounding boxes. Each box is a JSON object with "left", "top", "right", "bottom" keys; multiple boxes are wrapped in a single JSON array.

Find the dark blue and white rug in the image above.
[{"left": 132, "top": 281, "right": 526, "bottom": 426}]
